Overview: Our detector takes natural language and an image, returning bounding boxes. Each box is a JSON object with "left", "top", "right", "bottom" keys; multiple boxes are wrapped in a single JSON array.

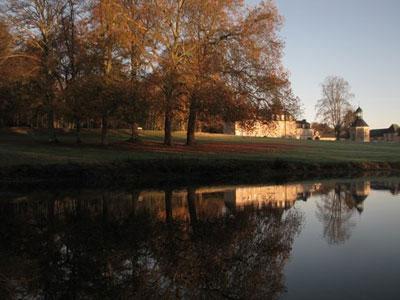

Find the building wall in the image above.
[
  {"left": 371, "top": 136, "right": 385, "bottom": 142},
  {"left": 384, "top": 133, "right": 400, "bottom": 142},
  {"left": 234, "top": 184, "right": 311, "bottom": 209},
  {"left": 235, "top": 121, "right": 297, "bottom": 138},
  {"left": 350, "top": 127, "right": 370, "bottom": 142},
  {"left": 224, "top": 121, "right": 314, "bottom": 140}
]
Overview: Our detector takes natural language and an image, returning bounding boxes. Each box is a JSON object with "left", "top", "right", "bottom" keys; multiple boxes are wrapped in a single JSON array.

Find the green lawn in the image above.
[{"left": 1, "top": 128, "right": 400, "bottom": 167}]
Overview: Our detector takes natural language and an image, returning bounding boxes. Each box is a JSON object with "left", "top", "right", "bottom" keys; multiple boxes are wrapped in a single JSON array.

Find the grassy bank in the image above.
[{"left": 1, "top": 128, "right": 400, "bottom": 187}]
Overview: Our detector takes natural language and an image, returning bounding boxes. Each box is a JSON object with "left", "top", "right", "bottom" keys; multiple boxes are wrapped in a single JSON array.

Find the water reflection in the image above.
[
  {"left": 0, "top": 179, "right": 399, "bottom": 299},
  {"left": 0, "top": 186, "right": 305, "bottom": 299},
  {"left": 315, "top": 180, "right": 397, "bottom": 245},
  {"left": 316, "top": 182, "right": 368, "bottom": 244}
]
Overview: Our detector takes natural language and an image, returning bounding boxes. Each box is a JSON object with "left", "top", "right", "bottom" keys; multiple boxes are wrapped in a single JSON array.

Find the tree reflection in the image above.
[
  {"left": 316, "top": 182, "right": 370, "bottom": 245},
  {"left": 0, "top": 188, "right": 303, "bottom": 299},
  {"left": 144, "top": 188, "right": 304, "bottom": 299}
]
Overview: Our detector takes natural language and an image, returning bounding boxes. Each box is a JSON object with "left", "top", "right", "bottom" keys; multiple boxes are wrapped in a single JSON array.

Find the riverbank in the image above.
[
  {"left": 1, "top": 128, "right": 400, "bottom": 188},
  {"left": 1, "top": 158, "right": 400, "bottom": 189}
]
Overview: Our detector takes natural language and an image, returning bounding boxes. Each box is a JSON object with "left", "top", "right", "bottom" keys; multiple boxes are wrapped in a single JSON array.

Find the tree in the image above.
[
  {"left": 92, "top": 77, "right": 124, "bottom": 145},
  {"left": 316, "top": 76, "right": 354, "bottom": 140},
  {"left": 182, "top": 0, "right": 300, "bottom": 145},
  {"left": 0, "top": 21, "right": 12, "bottom": 63},
  {"left": 117, "top": 80, "right": 149, "bottom": 142},
  {"left": 58, "top": 0, "right": 88, "bottom": 143},
  {"left": 118, "top": 0, "right": 156, "bottom": 142},
  {"left": 153, "top": 0, "right": 188, "bottom": 146},
  {"left": 89, "top": 0, "right": 126, "bottom": 145},
  {"left": 183, "top": 0, "right": 237, "bottom": 145},
  {"left": 4, "top": 0, "right": 65, "bottom": 142},
  {"left": 311, "top": 122, "right": 334, "bottom": 138},
  {"left": 0, "top": 21, "right": 13, "bottom": 127},
  {"left": 217, "top": 1, "right": 300, "bottom": 137}
]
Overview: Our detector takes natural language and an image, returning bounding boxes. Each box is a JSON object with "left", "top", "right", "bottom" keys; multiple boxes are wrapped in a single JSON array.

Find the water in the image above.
[{"left": 0, "top": 178, "right": 399, "bottom": 299}]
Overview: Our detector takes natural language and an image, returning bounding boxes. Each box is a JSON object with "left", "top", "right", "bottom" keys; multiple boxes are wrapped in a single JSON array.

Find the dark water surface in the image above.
[{"left": 1, "top": 178, "right": 400, "bottom": 299}]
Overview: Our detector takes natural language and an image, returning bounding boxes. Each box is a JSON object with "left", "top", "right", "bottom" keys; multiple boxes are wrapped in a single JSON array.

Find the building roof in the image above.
[
  {"left": 370, "top": 124, "right": 399, "bottom": 138},
  {"left": 351, "top": 118, "right": 369, "bottom": 127}
]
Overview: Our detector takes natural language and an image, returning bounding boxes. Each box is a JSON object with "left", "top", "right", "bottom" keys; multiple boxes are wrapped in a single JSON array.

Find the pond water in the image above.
[{"left": 1, "top": 178, "right": 400, "bottom": 299}]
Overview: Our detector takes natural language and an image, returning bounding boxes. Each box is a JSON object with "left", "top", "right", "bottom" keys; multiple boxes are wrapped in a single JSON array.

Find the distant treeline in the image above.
[{"left": 0, "top": 0, "right": 300, "bottom": 145}]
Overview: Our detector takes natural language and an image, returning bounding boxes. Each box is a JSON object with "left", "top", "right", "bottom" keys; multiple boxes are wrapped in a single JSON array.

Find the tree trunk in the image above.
[
  {"left": 164, "top": 109, "right": 173, "bottom": 146},
  {"left": 101, "top": 115, "right": 108, "bottom": 145},
  {"left": 186, "top": 100, "right": 197, "bottom": 146},
  {"left": 335, "top": 126, "right": 341, "bottom": 141},
  {"left": 47, "top": 108, "right": 58, "bottom": 143},
  {"left": 165, "top": 189, "right": 173, "bottom": 224},
  {"left": 131, "top": 190, "right": 139, "bottom": 215},
  {"left": 129, "top": 122, "right": 139, "bottom": 142},
  {"left": 76, "top": 117, "right": 81, "bottom": 144},
  {"left": 187, "top": 188, "right": 198, "bottom": 227}
]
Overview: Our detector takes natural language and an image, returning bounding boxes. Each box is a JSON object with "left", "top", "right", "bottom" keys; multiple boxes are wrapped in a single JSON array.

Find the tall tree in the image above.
[
  {"left": 183, "top": 0, "right": 237, "bottom": 145},
  {"left": 219, "top": 1, "right": 300, "bottom": 135},
  {"left": 0, "top": 21, "right": 12, "bottom": 63},
  {"left": 118, "top": 0, "right": 156, "bottom": 142},
  {"left": 182, "top": 0, "right": 300, "bottom": 145},
  {"left": 154, "top": 0, "right": 188, "bottom": 146},
  {"left": 5, "top": 0, "right": 65, "bottom": 142},
  {"left": 0, "top": 21, "right": 13, "bottom": 127},
  {"left": 117, "top": 80, "right": 149, "bottom": 142},
  {"left": 316, "top": 76, "right": 354, "bottom": 140},
  {"left": 89, "top": 0, "right": 125, "bottom": 145},
  {"left": 58, "top": 0, "right": 87, "bottom": 143}
]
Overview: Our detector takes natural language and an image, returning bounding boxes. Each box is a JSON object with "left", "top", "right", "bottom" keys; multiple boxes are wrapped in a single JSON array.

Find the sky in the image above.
[{"left": 247, "top": 0, "right": 400, "bottom": 128}]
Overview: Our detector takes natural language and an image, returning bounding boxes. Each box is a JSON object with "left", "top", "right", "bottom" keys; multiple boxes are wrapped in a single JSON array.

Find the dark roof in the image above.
[
  {"left": 355, "top": 107, "right": 363, "bottom": 113},
  {"left": 370, "top": 124, "right": 399, "bottom": 138},
  {"left": 296, "top": 119, "right": 311, "bottom": 129},
  {"left": 351, "top": 118, "right": 369, "bottom": 127},
  {"left": 370, "top": 128, "right": 388, "bottom": 138}
]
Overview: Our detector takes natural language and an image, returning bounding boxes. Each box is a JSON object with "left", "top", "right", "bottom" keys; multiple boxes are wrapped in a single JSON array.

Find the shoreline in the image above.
[{"left": 1, "top": 158, "right": 399, "bottom": 190}]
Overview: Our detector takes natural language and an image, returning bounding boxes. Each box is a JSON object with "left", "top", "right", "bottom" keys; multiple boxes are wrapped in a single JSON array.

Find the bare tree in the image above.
[
  {"left": 316, "top": 76, "right": 354, "bottom": 140},
  {"left": 316, "top": 185, "right": 356, "bottom": 245}
]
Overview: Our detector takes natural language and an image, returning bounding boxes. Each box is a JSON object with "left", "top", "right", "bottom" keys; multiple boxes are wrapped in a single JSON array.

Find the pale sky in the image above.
[{"left": 248, "top": 0, "right": 400, "bottom": 128}]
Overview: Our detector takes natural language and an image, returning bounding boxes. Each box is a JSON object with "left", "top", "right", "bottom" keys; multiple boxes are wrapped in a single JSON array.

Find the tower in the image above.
[{"left": 350, "top": 107, "right": 370, "bottom": 142}]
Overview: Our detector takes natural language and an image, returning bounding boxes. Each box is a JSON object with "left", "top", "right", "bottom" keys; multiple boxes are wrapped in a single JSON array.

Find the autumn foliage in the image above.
[{"left": 0, "top": 0, "right": 300, "bottom": 145}]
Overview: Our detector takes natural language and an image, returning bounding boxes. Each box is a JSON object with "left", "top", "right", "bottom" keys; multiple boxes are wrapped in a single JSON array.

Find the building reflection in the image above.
[
  {"left": 346, "top": 181, "right": 371, "bottom": 213},
  {"left": 2, "top": 180, "right": 387, "bottom": 225},
  {"left": 135, "top": 183, "right": 320, "bottom": 223},
  {"left": 371, "top": 180, "right": 400, "bottom": 195}
]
